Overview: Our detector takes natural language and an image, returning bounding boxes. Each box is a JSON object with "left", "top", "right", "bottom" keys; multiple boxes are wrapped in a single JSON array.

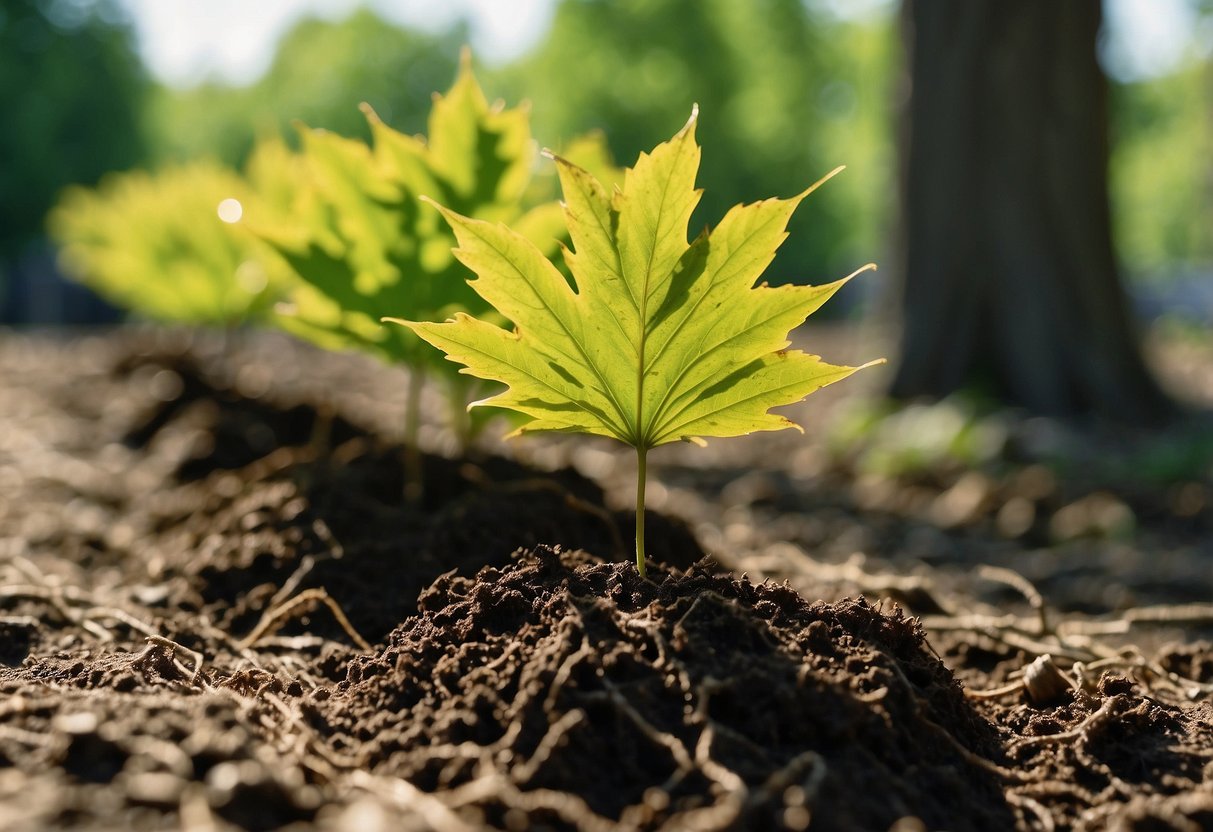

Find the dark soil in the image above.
[{"left": 1, "top": 327, "right": 1212, "bottom": 831}]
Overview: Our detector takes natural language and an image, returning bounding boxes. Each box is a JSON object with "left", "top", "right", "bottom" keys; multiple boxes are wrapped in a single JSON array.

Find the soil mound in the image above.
[
  {"left": 6, "top": 331, "right": 1213, "bottom": 830},
  {"left": 320, "top": 546, "right": 1014, "bottom": 830}
]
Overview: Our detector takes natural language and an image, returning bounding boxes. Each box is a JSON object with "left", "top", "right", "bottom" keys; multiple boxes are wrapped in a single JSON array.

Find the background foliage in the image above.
[
  {"left": 495, "top": 0, "right": 896, "bottom": 283},
  {"left": 3, "top": 0, "right": 1211, "bottom": 323},
  {"left": 1110, "top": 58, "right": 1213, "bottom": 277},
  {"left": 146, "top": 10, "right": 465, "bottom": 166},
  {"left": 0, "top": 0, "right": 146, "bottom": 260},
  {"left": 49, "top": 160, "right": 283, "bottom": 324}
]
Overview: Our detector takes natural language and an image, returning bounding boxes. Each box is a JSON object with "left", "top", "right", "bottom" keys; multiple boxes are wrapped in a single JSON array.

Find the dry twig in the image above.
[{"left": 238, "top": 587, "right": 371, "bottom": 652}]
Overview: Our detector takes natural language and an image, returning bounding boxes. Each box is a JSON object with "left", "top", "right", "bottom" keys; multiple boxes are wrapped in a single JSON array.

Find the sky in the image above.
[
  {"left": 117, "top": 0, "right": 1206, "bottom": 89},
  {"left": 118, "top": 0, "right": 560, "bottom": 86}
]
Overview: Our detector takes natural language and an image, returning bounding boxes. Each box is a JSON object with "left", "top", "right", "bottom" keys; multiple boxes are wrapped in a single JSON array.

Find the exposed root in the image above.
[
  {"left": 1010, "top": 696, "right": 1120, "bottom": 751},
  {"left": 978, "top": 564, "right": 1049, "bottom": 636},
  {"left": 140, "top": 635, "right": 206, "bottom": 685},
  {"left": 966, "top": 679, "right": 1027, "bottom": 700},
  {"left": 238, "top": 587, "right": 372, "bottom": 652},
  {"left": 1006, "top": 792, "right": 1055, "bottom": 832}
]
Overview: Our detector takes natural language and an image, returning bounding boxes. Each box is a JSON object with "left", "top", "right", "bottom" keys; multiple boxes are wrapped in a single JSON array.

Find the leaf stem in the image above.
[{"left": 635, "top": 445, "right": 648, "bottom": 577}]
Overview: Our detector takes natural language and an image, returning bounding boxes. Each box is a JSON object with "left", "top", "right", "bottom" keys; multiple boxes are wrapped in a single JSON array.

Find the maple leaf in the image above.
[
  {"left": 49, "top": 160, "right": 288, "bottom": 326},
  {"left": 391, "top": 107, "right": 881, "bottom": 573},
  {"left": 244, "top": 50, "right": 577, "bottom": 455},
  {"left": 252, "top": 50, "right": 558, "bottom": 369}
]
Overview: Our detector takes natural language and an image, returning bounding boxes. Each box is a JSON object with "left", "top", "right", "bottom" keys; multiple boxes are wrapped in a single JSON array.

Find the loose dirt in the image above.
[{"left": 1, "top": 328, "right": 1211, "bottom": 831}]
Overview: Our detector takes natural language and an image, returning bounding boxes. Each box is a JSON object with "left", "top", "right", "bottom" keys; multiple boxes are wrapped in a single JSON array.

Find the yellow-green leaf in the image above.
[
  {"left": 49, "top": 161, "right": 288, "bottom": 325},
  {"left": 395, "top": 108, "right": 881, "bottom": 450},
  {"left": 252, "top": 53, "right": 552, "bottom": 373}
]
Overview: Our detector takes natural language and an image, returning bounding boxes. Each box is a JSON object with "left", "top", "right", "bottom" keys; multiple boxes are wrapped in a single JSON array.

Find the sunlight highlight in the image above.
[{"left": 217, "top": 197, "right": 243, "bottom": 223}]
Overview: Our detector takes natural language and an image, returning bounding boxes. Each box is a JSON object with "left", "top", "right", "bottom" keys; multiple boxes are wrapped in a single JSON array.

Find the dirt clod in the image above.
[{"left": 321, "top": 546, "right": 1013, "bottom": 830}]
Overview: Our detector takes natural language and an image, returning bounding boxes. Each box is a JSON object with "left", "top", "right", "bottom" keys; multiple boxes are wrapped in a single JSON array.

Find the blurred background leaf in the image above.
[
  {"left": 493, "top": 0, "right": 896, "bottom": 286},
  {"left": 48, "top": 161, "right": 289, "bottom": 324},
  {"left": 0, "top": 0, "right": 147, "bottom": 261}
]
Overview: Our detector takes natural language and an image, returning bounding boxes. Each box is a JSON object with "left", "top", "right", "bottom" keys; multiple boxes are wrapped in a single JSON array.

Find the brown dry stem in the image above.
[{"left": 237, "top": 587, "right": 372, "bottom": 652}]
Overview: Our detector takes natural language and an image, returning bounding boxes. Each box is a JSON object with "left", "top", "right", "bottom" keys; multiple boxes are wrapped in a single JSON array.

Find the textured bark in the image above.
[{"left": 891, "top": 0, "right": 1174, "bottom": 424}]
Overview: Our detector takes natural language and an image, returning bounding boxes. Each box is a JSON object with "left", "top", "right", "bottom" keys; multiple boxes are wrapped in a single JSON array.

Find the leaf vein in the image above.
[
  {"left": 462, "top": 222, "right": 632, "bottom": 436},
  {"left": 649, "top": 300, "right": 812, "bottom": 438},
  {"left": 428, "top": 328, "right": 628, "bottom": 439},
  {"left": 652, "top": 363, "right": 856, "bottom": 444}
]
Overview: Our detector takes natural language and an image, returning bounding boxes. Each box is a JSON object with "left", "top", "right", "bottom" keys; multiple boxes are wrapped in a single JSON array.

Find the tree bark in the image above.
[{"left": 891, "top": 0, "right": 1174, "bottom": 425}]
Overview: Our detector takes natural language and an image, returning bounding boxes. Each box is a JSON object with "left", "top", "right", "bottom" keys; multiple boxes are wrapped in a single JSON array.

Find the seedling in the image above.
[
  {"left": 248, "top": 52, "right": 611, "bottom": 468},
  {"left": 391, "top": 107, "right": 882, "bottom": 575}
]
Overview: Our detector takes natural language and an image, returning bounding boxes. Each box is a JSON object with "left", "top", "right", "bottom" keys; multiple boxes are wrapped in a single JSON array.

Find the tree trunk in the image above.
[{"left": 891, "top": 0, "right": 1174, "bottom": 425}]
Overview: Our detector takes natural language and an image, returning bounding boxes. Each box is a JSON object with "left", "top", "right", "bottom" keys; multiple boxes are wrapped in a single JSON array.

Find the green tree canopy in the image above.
[
  {"left": 1110, "top": 57, "right": 1213, "bottom": 276},
  {"left": 148, "top": 10, "right": 466, "bottom": 166},
  {"left": 497, "top": 0, "right": 895, "bottom": 284},
  {"left": 0, "top": 0, "right": 147, "bottom": 258}
]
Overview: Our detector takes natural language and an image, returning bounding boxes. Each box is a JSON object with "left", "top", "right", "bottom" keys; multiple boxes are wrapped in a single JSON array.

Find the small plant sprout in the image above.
[
  {"left": 391, "top": 107, "right": 883, "bottom": 575},
  {"left": 244, "top": 50, "right": 575, "bottom": 496}
]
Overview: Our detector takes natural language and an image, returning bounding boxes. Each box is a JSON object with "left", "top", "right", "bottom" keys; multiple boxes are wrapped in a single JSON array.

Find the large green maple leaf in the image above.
[{"left": 392, "top": 107, "right": 880, "bottom": 573}]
